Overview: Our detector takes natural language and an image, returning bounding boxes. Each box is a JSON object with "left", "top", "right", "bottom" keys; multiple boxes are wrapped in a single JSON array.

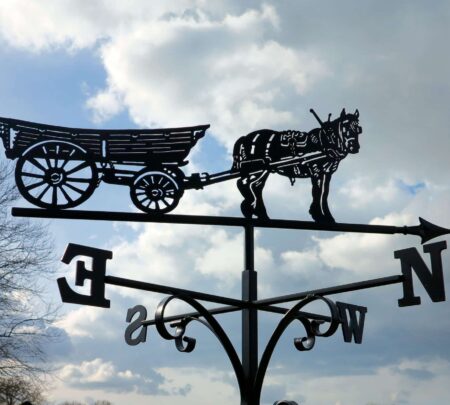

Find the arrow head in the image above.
[{"left": 418, "top": 217, "right": 450, "bottom": 244}]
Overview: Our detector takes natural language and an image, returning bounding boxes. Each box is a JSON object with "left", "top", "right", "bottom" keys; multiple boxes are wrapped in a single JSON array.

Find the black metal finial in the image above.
[{"left": 417, "top": 217, "right": 450, "bottom": 243}]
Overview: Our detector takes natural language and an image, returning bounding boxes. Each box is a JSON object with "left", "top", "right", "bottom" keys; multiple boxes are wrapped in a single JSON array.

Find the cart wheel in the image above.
[
  {"left": 130, "top": 169, "right": 184, "bottom": 214},
  {"left": 15, "top": 141, "right": 98, "bottom": 209}
]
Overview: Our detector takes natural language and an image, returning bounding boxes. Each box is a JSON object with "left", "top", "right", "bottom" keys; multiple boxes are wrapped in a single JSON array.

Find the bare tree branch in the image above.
[{"left": 0, "top": 159, "right": 57, "bottom": 383}]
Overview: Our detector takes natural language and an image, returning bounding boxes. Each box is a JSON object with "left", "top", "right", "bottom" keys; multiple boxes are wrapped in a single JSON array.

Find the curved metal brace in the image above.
[
  {"left": 154, "top": 294, "right": 246, "bottom": 401},
  {"left": 254, "top": 295, "right": 340, "bottom": 404}
]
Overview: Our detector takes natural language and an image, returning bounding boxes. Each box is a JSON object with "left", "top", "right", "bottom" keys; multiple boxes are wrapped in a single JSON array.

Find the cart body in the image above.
[{"left": 0, "top": 117, "right": 209, "bottom": 213}]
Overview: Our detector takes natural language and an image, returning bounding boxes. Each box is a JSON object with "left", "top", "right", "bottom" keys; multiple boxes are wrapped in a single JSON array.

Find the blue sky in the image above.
[{"left": 1, "top": 1, "right": 450, "bottom": 404}]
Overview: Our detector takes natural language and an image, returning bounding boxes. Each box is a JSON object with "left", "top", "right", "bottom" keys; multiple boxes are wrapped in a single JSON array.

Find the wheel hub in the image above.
[
  {"left": 46, "top": 169, "right": 66, "bottom": 185},
  {"left": 146, "top": 187, "right": 164, "bottom": 200}
]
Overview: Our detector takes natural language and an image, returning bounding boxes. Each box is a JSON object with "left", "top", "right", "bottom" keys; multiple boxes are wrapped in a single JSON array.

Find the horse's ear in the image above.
[
  {"left": 355, "top": 109, "right": 359, "bottom": 118},
  {"left": 340, "top": 108, "right": 346, "bottom": 117}
]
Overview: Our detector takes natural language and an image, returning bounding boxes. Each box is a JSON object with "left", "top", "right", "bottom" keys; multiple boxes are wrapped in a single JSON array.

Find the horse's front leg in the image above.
[
  {"left": 250, "top": 170, "right": 269, "bottom": 219},
  {"left": 309, "top": 173, "right": 335, "bottom": 223}
]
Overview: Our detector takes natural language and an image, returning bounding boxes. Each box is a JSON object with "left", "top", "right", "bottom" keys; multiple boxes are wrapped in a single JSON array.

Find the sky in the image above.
[{"left": 0, "top": 1, "right": 450, "bottom": 404}]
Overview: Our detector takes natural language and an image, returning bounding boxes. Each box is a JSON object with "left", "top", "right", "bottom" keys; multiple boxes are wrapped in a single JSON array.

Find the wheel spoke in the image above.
[
  {"left": 37, "top": 185, "right": 51, "bottom": 200},
  {"left": 21, "top": 172, "right": 45, "bottom": 179},
  {"left": 138, "top": 196, "right": 151, "bottom": 204},
  {"left": 59, "top": 185, "right": 73, "bottom": 203},
  {"left": 66, "top": 161, "right": 90, "bottom": 175},
  {"left": 59, "top": 158, "right": 70, "bottom": 170},
  {"left": 154, "top": 201, "right": 160, "bottom": 211},
  {"left": 51, "top": 186, "right": 58, "bottom": 206},
  {"left": 25, "top": 180, "right": 47, "bottom": 191},
  {"left": 65, "top": 182, "right": 85, "bottom": 195},
  {"left": 66, "top": 177, "right": 92, "bottom": 183},
  {"left": 29, "top": 158, "right": 47, "bottom": 172}
]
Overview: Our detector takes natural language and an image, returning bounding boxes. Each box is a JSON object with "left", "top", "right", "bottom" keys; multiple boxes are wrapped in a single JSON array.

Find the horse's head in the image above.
[
  {"left": 319, "top": 108, "right": 362, "bottom": 159},
  {"left": 338, "top": 108, "right": 362, "bottom": 154}
]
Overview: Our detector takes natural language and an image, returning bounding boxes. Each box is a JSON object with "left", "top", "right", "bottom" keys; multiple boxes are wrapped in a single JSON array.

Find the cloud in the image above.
[
  {"left": 88, "top": 5, "right": 328, "bottom": 150},
  {"left": 59, "top": 357, "right": 172, "bottom": 395},
  {"left": 266, "top": 357, "right": 450, "bottom": 405}
]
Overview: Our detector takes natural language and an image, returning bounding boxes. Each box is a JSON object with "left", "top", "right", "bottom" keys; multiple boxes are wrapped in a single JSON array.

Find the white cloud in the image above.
[
  {"left": 0, "top": 2, "right": 328, "bottom": 149},
  {"left": 85, "top": 86, "right": 124, "bottom": 123},
  {"left": 56, "top": 306, "right": 102, "bottom": 338},
  {"left": 59, "top": 358, "right": 169, "bottom": 395},
  {"left": 82, "top": 4, "right": 328, "bottom": 150},
  {"left": 0, "top": 0, "right": 195, "bottom": 51},
  {"left": 274, "top": 357, "right": 450, "bottom": 405}
]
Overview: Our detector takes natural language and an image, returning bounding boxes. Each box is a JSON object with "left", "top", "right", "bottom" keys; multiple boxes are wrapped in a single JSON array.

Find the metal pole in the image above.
[{"left": 242, "top": 224, "right": 258, "bottom": 405}]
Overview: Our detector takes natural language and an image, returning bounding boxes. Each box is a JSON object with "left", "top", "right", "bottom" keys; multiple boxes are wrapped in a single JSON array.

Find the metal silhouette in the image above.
[
  {"left": 12, "top": 207, "right": 449, "bottom": 405},
  {"left": 0, "top": 116, "right": 208, "bottom": 213},
  {"left": 1, "top": 109, "right": 361, "bottom": 222},
  {"left": 233, "top": 108, "right": 361, "bottom": 222}
]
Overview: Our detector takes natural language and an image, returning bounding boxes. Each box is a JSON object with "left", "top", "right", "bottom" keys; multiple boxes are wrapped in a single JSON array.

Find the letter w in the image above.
[
  {"left": 336, "top": 302, "right": 367, "bottom": 344},
  {"left": 395, "top": 241, "right": 447, "bottom": 307}
]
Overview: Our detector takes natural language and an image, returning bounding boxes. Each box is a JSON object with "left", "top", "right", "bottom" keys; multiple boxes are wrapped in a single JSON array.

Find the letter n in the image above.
[
  {"left": 395, "top": 241, "right": 447, "bottom": 307},
  {"left": 336, "top": 302, "right": 367, "bottom": 344}
]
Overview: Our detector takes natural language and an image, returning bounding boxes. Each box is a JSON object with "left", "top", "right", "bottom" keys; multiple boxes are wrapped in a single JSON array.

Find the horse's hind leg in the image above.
[
  {"left": 237, "top": 170, "right": 270, "bottom": 219},
  {"left": 309, "top": 173, "right": 335, "bottom": 223},
  {"left": 237, "top": 177, "right": 253, "bottom": 218}
]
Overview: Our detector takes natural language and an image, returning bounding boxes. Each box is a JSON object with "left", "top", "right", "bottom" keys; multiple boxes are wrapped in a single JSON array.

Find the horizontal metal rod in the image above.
[
  {"left": 142, "top": 305, "right": 242, "bottom": 326},
  {"left": 143, "top": 303, "right": 332, "bottom": 326},
  {"left": 254, "top": 274, "right": 404, "bottom": 307},
  {"left": 11, "top": 207, "right": 430, "bottom": 240},
  {"left": 259, "top": 305, "right": 332, "bottom": 323},
  {"left": 105, "top": 275, "right": 246, "bottom": 308}
]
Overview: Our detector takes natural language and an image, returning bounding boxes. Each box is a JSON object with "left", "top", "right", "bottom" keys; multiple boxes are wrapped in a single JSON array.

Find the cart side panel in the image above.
[
  {"left": 11, "top": 128, "right": 103, "bottom": 158},
  {"left": 104, "top": 128, "right": 206, "bottom": 164},
  {"left": 3, "top": 118, "right": 208, "bottom": 164}
]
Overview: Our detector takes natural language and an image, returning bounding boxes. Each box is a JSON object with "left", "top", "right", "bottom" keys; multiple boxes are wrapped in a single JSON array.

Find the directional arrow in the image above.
[
  {"left": 410, "top": 217, "right": 450, "bottom": 244},
  {"left": 11, "top": 208, "right": 450, "bottom": 244}
]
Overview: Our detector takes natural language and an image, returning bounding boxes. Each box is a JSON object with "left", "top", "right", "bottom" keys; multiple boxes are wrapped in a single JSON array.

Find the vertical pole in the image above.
[{"left": 242, "top": 224, "right": 258, "bottom": 405}]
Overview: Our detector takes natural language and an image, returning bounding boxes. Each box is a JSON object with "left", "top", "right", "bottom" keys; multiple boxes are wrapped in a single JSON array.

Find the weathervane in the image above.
[{"left": 4, "top": 110, "right": 450, "bottom": 405}]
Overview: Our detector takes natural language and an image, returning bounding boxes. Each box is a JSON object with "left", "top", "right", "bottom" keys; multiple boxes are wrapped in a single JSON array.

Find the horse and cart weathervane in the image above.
[{"left": 2, "top": 108, "right": 449, "bottom": 405}]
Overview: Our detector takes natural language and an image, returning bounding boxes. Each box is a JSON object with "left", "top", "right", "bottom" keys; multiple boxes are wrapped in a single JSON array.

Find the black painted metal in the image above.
[
  {"left": 242, "top": 225, "right": 258, "bottom": 405},
  {"left": 105, "top": 275, "right": 246, "bottom": 308},
  {"left": 154, "top": 294, "right": 247, "bottom": 400},
  {"left": 233, "top": 108, "right": 361, "bottom": 222},
  {"left": 254, "top": 296, "right": 341, "bottom": 404},
  {"left": 11, "top": 208, "right": 450, "bottom": 244},
  {"left": 2, "top": 109, "right": 363, "bottom": 222},
  {"left": 254, "top": 274, "right": 404, "bottom": 307}
]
